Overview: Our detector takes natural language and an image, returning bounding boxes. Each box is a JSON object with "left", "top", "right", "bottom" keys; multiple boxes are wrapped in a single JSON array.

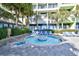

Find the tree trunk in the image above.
[
  {"left": 16, "top": 16, "right": 18, "bottom": 27},
  {"left": 62, "top": 22, "right": 63, "bottom": 29},
  {"left": 22, "top": 15, "right": 24, "bottom": 25},
  {"left": 26, "top": 16, "right": 29, "bottom": 26},
  {"left": 36, "top": 20, "right": 38, "bottom": 29},
  {"left": 57, "top": 23, "right": 59, "bottom": 30},
  {"left": 57, "top": 18, "right": 59, "bottom": 30},
  {"left": 35, "top": 15, "right": 38, "bottom": 30},
  {"left": 15, "top": 10, "right": 20, "bottom": 27},
  {"left": 7, "top": 28, "right": 11, "bottom": 38},
  {"left": 15, "top": 11, "right": 18, "bottom": 27},
  {"left": 22, "top": 15, "right": 24, "bottom": 22}
]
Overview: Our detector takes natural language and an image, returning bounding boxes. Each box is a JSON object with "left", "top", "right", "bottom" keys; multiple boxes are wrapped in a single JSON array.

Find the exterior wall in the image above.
[
  {"left": 0, "top": 17, "right": 23, "bottom": 29},
  {"left": 29, "top": 3, "right": 76, "bottom": 31},
  {"left": 30, "top": 3, "right": 75, "bottom": 24},
  {"left": 0, "top": 21, "right": 23, "bottom": 29}
]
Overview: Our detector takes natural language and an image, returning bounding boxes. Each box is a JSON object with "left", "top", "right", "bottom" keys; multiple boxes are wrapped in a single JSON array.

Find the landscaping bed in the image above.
[{"left": 0, "top": 27, "right": 32, "bottom": 40}]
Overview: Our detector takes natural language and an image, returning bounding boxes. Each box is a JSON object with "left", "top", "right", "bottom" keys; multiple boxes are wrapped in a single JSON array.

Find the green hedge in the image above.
[
  {"left": 11, "top": 27, "right": 32, "bottom": 36},
  {"left": 0, "top": 27, "right": 32, "bottom": 40},
  {"left": 0, "top": 28, "right": 7, "bottom": 40}
]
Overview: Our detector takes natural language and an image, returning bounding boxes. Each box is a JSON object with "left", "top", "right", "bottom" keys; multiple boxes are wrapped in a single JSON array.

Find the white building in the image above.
[{"left": 29, "top": 3, "right": 76, "bottom": 31}]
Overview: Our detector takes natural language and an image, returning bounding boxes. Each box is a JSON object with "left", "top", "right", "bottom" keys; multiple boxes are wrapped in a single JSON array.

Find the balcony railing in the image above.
[{"left": 33, "top": 3, "right": 58, "bottom": 10}]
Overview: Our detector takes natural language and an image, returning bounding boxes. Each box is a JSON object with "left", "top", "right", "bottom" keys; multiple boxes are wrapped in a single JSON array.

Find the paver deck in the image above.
[{"left": 0, "top": 34, "right": 79, "bottom": 56}]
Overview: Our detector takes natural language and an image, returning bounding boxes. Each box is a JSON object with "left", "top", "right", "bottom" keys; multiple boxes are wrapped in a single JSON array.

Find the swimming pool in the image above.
[
  {"left": 17, "top": 35, "right": 61, "bottom": 45},
  {"left": 15, "top": 35, "right": 62, "bottom": 46}
]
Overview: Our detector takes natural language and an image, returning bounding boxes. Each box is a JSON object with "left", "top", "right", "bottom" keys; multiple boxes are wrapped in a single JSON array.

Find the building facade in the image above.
[{"left": 29, "top": 3, "right": 76, "bottom": 31}]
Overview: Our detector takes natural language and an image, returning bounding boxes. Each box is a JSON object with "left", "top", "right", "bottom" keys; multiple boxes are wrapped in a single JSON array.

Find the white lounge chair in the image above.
[
  {"left": 71, "top": 32, "right": 79, "bottom": 37},
  {"left": 63, "top": 32, "right": 74, "bottom": 37}
]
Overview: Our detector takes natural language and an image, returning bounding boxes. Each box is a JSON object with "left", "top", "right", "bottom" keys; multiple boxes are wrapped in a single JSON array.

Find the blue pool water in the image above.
[
  {"left": 15, "top": 35, "right": 62, "bottom": 46},
  {"left": 24, "top": 35, "right": 62, "bottom": 45}
]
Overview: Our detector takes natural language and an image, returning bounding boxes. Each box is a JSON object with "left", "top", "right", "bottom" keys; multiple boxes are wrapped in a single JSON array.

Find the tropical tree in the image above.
[
  {"left": 2, "top": 3, "right": 21, "bottom": 27},
  {"left": 0, "top": 7, "right": 15, "bottom": 20},
  {"left": 1, "top": 3, "right": 33, "bottom": 37},
  {"left": 71, "top": 4, "right": 79, "bottom": 30},
  {"left": 58, "top": 8, "right": 70, "bottom": 29},
  {"left": 74, "top": 5, "right": 79, "bottom": 23},
  {"left": 48, "top": 12, "right": 59, "bottom": 30},
  {"left": 2, "top": 3, "right": 33, "bottom": 27},
  {"left": 74, "top": 5, "right": 79, "bottom": 18},
  {"left": 20, "top": 3, "right": 33, "bottom": 26}
]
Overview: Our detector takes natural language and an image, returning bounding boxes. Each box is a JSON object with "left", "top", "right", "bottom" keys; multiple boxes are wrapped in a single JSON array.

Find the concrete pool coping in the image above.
[
  {"left": 10, "top": 35, "right": 72, "bottom": 47},
  {"left": 0, "top": 33, "right": 31, "bottom": 47}
]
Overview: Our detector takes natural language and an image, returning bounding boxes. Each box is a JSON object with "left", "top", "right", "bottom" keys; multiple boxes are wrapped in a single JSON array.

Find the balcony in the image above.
[{"left": 33, "top": 3, "right": 59, "bottom": 12}]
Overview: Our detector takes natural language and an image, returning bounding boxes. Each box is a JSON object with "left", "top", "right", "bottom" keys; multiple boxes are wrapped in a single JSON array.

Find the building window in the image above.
[
  {"left": 33, "top": 5, "right": 37, "bottom": 9},
  {"left": 9, "top": 24, "right": 13, "bottom": 28},
  {"left": 38, "top": 3, "right": 47, "bottom": 9},
  {"left": 14, "top": 25, "right": 16, "bottom": 28},
  {"left": 0, "top": 23, "right": 3, "bottom": 28},
  {"left": 4, "top": 24, "right": 8, "bottom": 28},
  {"left": 48, "top": 3, "right": 58, "bottom": 8}
]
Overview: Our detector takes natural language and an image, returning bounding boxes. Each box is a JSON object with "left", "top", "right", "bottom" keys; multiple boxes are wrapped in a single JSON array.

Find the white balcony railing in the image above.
[{"left": 33, "top": 3, "right": 58, "bottom": 10}]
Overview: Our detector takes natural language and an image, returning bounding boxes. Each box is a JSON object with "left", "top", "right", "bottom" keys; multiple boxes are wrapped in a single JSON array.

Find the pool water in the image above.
[
  {"left": 24, "top": 35, "right": 62, "bottom": 45},
  {"left": 15, "top": 35, "right": 62, "bottom": 46}
]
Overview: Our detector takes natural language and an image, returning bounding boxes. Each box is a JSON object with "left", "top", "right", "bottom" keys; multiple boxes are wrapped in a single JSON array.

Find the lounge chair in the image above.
[
  {"left": 63, "top": 32, "right": 74, "bottom": 37},
  {"left": 71, "top": 32, "right": 79, "bottom": 37}
]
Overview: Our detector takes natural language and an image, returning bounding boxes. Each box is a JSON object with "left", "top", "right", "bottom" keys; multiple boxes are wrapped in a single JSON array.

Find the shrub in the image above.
[
  {"left": 11, "top": 27, "right": 32, "bottom": 36},
  {"left": 0, "top": 28, "right": 7, "bottom": 40},
  {"left": 11, "top": 28, "right": 22, "bottom": 36},
  {"left": 0, "top": 27, "right": 32, "bottom": 39},
  {"left": 22, "top": 27, "right": 32, "bottom": 33}
]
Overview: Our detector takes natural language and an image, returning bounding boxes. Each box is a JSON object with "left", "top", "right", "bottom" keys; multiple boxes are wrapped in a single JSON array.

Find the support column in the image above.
[
  {"left": 47, "top": 12, "right": 49, "bottom": 29},
  {"left": 47, "top": 3, "right": 48, "bottom": 29},
  {"left": 36, "top": 3, "right": 38, "bottom": 30},
  {"left": 37, "top": 3, "right": 38, "bottom": 9}
]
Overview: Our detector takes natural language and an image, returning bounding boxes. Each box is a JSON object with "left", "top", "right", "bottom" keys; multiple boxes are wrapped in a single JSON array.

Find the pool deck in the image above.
[
  {"left": 0, "top": 34, "right": 79, "bottom": 56},
  {"left": 61, "top": 36, "right": 79, "bottom": 50}
]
